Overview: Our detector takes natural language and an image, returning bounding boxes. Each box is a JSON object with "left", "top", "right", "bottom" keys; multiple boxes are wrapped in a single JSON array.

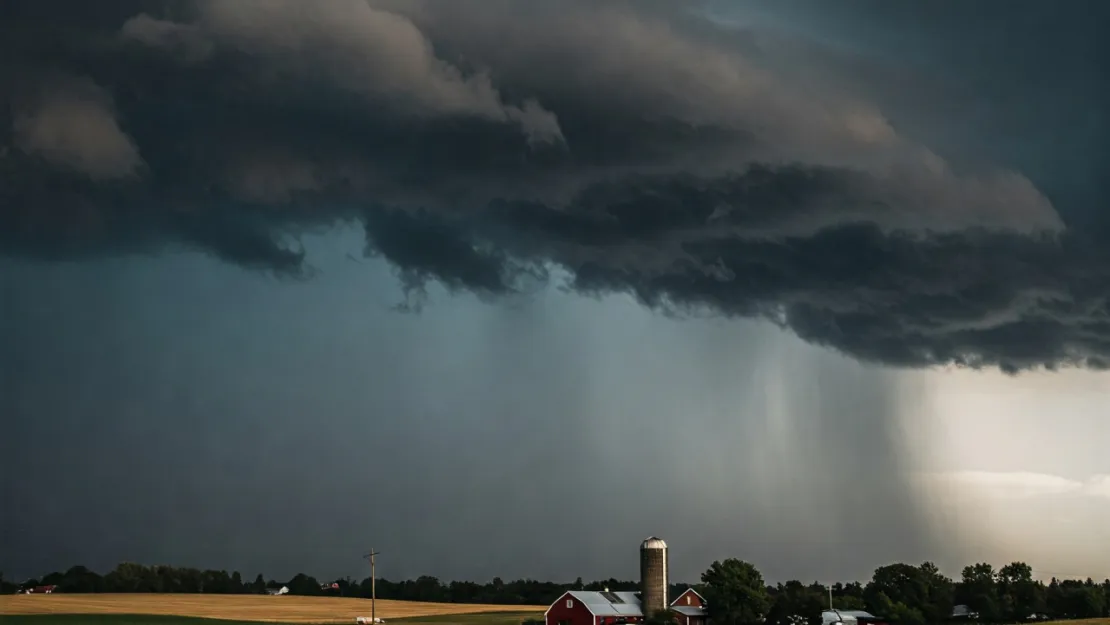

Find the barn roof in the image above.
[
  {"left": 672, "top": 606, "right": 707, "bottom": 617},
  {"left": 566, "top": 590, "right": 644, "bottom": 617}
]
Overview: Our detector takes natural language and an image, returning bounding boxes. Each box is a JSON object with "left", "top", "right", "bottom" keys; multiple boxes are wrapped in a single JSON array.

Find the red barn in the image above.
[
  {"left": 669, "top": 589, "right": 707, "bottom": 625},
  {"left": 545, "top": 590, "right": 645, "bottom": 625}
]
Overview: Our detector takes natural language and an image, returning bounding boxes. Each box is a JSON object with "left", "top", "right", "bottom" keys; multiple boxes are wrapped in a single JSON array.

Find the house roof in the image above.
[
  {"left": 822, "top": 610, "right": 880, "bottom": 624},
  {"left": 952, "top": 605, "right": 978, "bottom": 618}
]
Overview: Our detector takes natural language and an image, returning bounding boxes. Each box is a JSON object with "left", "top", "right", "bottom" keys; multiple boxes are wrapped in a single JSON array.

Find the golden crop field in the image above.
[{"left": 0, "top": 593, "right": 547, "bottom": 623}]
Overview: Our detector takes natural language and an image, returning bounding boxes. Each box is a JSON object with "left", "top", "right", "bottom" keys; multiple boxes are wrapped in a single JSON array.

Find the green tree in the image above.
[
  {"left": 1043, "top": 578, "right": 1102, "bottom": 619},
  {"left": 997, "top": 562, "right": 1044, "bottom": 620},
  {"left": 831, "top": 582, "right": 866, "bottom": 610},
  {"left": 959, "top": 563, "right": 1001, "bottom": 622},
  {"left": 287, "top": 573, "right": 323, "bottom": 596},
  {"left": 834, "top": 595, "right": 865, "bottom": 610},
  {"left": 863, "top": 563, "right": 952, "bottom": 624},
  {"left": 701, "top": 559, "right": 770, "bottom": 625},
  {"left": 58, "top": 565, "right": 103, "bottom": 593},
  {"left": 887, "top": 602, "right": 926, "bottom": 625},
  {"left": 865, "top": 563, "right": 924, "bottom": 611},
  {"left": 765, "top": 580, "right": 827, "bottom": 625},
  {"left": 864, "top": 590, "right": 922, "bottom": 625},
  {"left": 917, "top": 562, "right": 956, "bottom": 623},
  {"left": 231, "top": 571, "right": 244, "bottom": 593}
]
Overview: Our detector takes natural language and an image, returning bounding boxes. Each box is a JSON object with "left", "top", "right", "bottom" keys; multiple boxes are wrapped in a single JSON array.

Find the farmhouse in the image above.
[{"left": 670, "top": 588, "right": 708, "bottom": 625}]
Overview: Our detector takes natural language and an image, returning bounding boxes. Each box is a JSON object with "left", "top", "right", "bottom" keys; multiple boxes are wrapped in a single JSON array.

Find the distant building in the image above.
[
  {"left": 670, "top": 589, "right": 708, "bottom": 625},
  {"left": 820, "top": 610, "right": 889, "bottom": 625},
  {"left": 951, "top": 605, "right": 979, "bottom": 619}
]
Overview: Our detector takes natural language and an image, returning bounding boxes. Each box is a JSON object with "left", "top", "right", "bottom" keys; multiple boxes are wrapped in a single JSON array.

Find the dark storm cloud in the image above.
[{"left": 1, "top": 0, "right": 1107, "bottom": 371}]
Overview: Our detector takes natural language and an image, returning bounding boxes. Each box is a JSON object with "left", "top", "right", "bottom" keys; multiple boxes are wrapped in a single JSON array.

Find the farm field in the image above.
[
  {"left": 0, "top": 615, "right": 541, "bottom": 625},
  {"left": 1, "top": 613, "right": 1109, "bottom": 625},
  {"left": 0, "top": 594, "right": 545, "bottom": 624}
]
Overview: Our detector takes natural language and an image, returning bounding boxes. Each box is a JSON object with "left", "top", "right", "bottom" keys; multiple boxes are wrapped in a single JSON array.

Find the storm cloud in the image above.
[{"left": 1, "top": 0, "right": 1108, "bottom": 372}]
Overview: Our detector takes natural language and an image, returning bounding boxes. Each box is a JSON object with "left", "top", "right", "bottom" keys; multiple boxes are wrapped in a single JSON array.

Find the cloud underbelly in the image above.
[{"left": 0, "top": 0, "right": 1099, "bottom": 374}]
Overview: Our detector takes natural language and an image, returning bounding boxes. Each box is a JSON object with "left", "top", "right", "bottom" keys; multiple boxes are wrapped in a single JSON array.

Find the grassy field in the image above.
[{"left": 0, "top": 594, "right": 545, "bottom": 624}]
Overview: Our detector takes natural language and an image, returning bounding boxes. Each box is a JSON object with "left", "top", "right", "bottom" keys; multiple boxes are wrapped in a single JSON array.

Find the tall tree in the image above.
[
  {"left": 863, "top": 563, "right": 951, "bottom": 625},
  {"left": 701, "top": 559, "right": 771, "bottom": 625},
  {"left": 917, "top": 562, "right": 956, "bottom": 623},
  {"left": 766, "top": 580, "right": 827, "bottom": 625},
  {"left": 997, "top": 562, "right": 1044, "bottom": 620},
  {"left": 231, "top": 571, "right": 244, "bottom": 593},
  {"left": 959, "top": 563, "right": 1001, "bottom": 622}
]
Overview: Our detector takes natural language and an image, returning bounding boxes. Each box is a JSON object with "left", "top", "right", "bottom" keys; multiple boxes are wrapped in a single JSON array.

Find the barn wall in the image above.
[
  {"left": 673, "top": 590, "right": 704, "bottom": 608},
  {"left": 545, "top": 593, "right": 596, "bottom": 625}
]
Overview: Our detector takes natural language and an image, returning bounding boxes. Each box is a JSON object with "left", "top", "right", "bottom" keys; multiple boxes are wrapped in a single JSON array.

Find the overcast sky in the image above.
[{"left": 2, "top": 0, "right": 1109, "bottom": 586}]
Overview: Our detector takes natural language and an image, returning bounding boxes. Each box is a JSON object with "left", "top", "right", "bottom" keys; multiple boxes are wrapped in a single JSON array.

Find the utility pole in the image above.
[{"left": 363, "top": 550, "right": 380, "bottom": 623}]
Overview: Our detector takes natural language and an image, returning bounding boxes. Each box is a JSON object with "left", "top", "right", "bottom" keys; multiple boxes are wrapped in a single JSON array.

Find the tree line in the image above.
[
  {"left": 3, "top": 559, "right": 1109, "bottom": 625},
  {"left": 0, "top": 563, "right": 682, "bottom": 605},
  {"left": 698, "top": 560, "right": 1110, "bottom": 625}
]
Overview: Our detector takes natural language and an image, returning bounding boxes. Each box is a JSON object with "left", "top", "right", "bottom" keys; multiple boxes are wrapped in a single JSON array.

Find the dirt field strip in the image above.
[{"left": 0, "top": 594, "right": 547, "bottom": 623}]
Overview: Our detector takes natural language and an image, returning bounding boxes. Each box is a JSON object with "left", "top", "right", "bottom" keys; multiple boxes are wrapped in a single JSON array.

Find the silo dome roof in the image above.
[{"left": 641, "top": 536, "right": 668, "bottom": 549}]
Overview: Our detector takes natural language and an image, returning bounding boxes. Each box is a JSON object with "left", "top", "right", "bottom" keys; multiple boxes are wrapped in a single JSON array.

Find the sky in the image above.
[{"left": 1, "top": 0, "right": 1109, "bottom": 586}]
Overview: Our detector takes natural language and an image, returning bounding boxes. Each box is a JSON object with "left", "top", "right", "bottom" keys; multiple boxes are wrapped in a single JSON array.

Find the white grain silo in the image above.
[{"left": 639, "top": 536, "right": 669, "bottom": 618}]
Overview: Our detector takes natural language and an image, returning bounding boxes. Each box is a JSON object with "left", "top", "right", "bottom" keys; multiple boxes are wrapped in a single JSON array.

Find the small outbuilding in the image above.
[{"left": 669, "top": 589, "right": 707, "bottom": 625}]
